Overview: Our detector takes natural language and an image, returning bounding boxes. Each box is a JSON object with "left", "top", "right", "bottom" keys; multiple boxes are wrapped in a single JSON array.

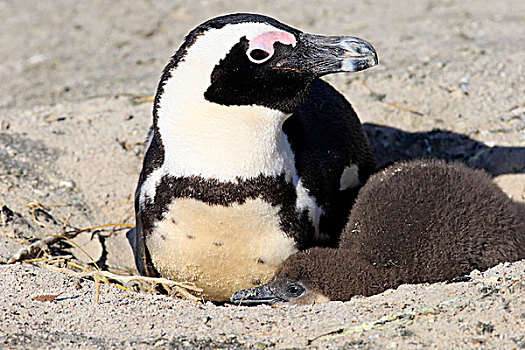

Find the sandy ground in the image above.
[{"left": 0, "top": 0, "right": 524, "bottom": 348}]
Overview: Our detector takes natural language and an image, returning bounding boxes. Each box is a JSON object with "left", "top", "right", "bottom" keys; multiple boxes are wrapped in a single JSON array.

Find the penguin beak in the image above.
[
  {"left": 275, "top": 33, "right": 378, "bottom": 76},
  {"left": 230, "top": 284, "right": 283, "bottom": 306}
]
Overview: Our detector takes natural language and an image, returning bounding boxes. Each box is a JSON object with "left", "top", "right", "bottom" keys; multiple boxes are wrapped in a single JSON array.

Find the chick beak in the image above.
[{"left": 230, "top": 284, "right": 283, "bottom": 306}]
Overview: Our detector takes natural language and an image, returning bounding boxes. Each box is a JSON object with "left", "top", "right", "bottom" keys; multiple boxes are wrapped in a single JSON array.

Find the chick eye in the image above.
[
  {"left": 286, "top": 283, "right": 305, "bottom": 297},
  {"left": 247, "top": 48, "right": 272, "bottom": 64}
]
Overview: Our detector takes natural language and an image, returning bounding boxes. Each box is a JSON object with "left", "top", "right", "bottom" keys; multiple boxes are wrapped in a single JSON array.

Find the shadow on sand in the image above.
[{"left": 364, "top": 123, "right": 525, "bottom": 176}]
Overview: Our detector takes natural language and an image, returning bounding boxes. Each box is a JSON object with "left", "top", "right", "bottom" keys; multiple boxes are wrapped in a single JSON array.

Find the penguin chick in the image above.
[
  {"left": 231, "top": 160, "right": 525, "bottom": 304},
  {"left": 128, "top": 13, "right": 377, "bottom": 301}
]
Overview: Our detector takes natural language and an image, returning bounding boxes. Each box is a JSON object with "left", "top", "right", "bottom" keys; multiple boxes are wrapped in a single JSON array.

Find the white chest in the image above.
[
  {"left": 157, "top": 103, "right": 296, "bottom": 182},
  {"left": 146, "top": 197, "right": 298, "bottom": 301}
]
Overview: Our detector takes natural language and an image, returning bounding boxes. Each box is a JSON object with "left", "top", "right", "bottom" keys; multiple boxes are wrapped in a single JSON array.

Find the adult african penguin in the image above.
[
  {"left": 231, "top": 160, "right": 525, "bottom": 304},
  {"left": 127, "top": 13, "right": 378, "bottom": 301}
]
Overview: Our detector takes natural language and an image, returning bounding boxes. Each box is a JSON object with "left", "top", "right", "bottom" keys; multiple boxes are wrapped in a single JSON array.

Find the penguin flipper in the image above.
[
  {"left": 283, "top": 79, "right": 376, "bottom": 244},
  {"left": 127, "top": 215, "right": 147, "bottom": 276},
  {"left": 125, "top": 227, "right": 136, "bottom": 252},
  {"left": 127, "top": 212, "right": 159, "bottom": 277}
]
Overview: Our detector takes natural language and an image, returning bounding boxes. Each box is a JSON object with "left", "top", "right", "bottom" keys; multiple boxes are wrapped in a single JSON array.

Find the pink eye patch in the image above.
[{"left": 248, "top": 31, "right": 297, "bottom": 55}]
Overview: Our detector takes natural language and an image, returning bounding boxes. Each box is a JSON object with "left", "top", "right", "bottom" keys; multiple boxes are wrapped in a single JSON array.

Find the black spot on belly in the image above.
[{"left": 141, "top": 173, "right": 319, "bottom": 250}]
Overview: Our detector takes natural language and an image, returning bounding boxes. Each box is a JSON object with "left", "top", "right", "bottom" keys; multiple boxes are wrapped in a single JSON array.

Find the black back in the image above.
[{"left": 284, "top": 79, "right": 376, "bottom": 242}]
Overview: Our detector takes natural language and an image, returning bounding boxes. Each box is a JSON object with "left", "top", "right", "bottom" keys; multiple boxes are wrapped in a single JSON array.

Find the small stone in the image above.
[
  {"left": 28, "top": 54, "right": 48, "bottom": 65},
  {"left": 476, "top": 321, "right": 495, "bottom": 335},
  {"left": 59, "top": 180, "right": 74, "bottom": 189}
]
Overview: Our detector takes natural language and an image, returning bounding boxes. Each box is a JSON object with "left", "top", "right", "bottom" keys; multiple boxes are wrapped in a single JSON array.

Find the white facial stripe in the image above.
[{"left": 160, "top": 22, "right": 283, "bottom": 106}]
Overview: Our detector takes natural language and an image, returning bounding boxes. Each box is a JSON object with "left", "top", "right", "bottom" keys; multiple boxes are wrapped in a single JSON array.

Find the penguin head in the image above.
[
  {"left": 231, "top": 247, "right": 348, "bottom": 305},
  {"left": 155, "top": 13, "right": 378, "bottom": 116}
]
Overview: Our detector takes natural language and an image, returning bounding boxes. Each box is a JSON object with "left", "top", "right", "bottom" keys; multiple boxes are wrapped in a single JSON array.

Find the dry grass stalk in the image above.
[
  {"left": 7, "top": 223, "right": 134, "bottom": 263},
  {"left": 386, "top": 101, "right": 424, "bottom": 116},
  {"left": 40, "top": 263, "right": 203, "bottom": 302},
  {"left": 360, "top": 79, "right": 424, "bottom": 115},
  {"left": 132, "top": 95, "right": 154, "bottom": 104},
  {"left": 8, "top": 206, "right": 203, "bottom": 302}
]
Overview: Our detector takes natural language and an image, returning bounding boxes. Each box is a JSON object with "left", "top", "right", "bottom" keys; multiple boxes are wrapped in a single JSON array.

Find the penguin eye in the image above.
[
  {"left": 247, "top": 48, "right": 272, "bottom": 64},
  {"left": 286, "top": 283, "right": 305, "bottom": 297}
]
